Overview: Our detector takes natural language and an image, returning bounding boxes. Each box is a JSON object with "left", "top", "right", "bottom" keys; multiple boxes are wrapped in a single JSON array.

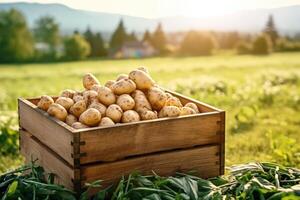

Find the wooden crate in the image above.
[{"left": 18, "top": 90, "right": 225, "bottom": 192}]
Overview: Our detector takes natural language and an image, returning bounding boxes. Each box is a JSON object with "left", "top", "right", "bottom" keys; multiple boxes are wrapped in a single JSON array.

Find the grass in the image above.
[{"left": 0, "top": 52, "right": 300, "bottom": 173}]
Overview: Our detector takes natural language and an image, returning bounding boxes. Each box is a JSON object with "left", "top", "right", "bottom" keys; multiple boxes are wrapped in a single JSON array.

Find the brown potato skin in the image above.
[
  {"left": 55, "top": 97, "right": 74, "bottom": 111},
  {"left": 180, "top": 107, "right": 196, "bottom": 116},
  {"left": 184, "top": 102, "right": 199, "bottom": 113},
  {"left": 106, "top": 104, "right": 123, "bottom": 123},
  {"left": 79, "top": 108, "right": 101, "bottom": 126},
  {"left": 83, "top": 73, "right": 100, "bottom": 90},
  {"left": 111, "top": 78, "right": 136, "bottom": 95},
  {"left": 159, "top": 106, "right": 181, "bottom": 118},
  {"left": 37, "top": 95, "right": 54, "bottom": 111},
  {"left": 72, "top": 122, "right": 88, "bottom": 129},
  {"left": 147, "top": 87, "right": 167, "bottom": 111},
  {"left": 65, "top": 114, "right": 78, "bottom": 126},
  {"left": 88, "top": 101, "right": 106, "bottom": 117},
  {"left": 164, "top": 96, "right": 183, "bottom": 107},
  {"left": 122, "top": 110, "right": 140, "bottom": 123},
  {"left": 69, "top": 100, "right": 87, "bottom": 117},
  {"left": 83, "top": 90, "right": 98, "bottom": 105},
  {"left": 97, "top": 86, "right": 116, "bottom": 106},
  {"left": 140, "top": 110, "right": 158, "bottom": 120},
  {"left": 99, "top": 117, "right": 115, "bottom": 126},
  {"left": 60, "top": 89, "right": 75, "bottom": 99},
  {"left": 104, "top": 80, "right": 116, "bottom": 90},
  {"left": 132, "top": 90, "right": 152, "bottom": 113},
  {"left": 129, "top": 69, "right": 155, "bottom": 90},
  {"left": 116, "top": 74, "right": 128, "bottom": 81},
  {"left": 47, "top": 103, "right": 68, "bottom": 121},
  {"left": 116, "top": 94, "right": 135, "bottom": 111}
]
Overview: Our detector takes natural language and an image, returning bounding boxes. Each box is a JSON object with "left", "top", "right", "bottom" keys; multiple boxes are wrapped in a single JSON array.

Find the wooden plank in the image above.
[
  {"left": 18, "top": 98, "right": 74, "bottom": 165},
  {"left": 20, "top": 130, "right": 74, "bottom": 189},
  {"left": 82, "top": 145, "right": 220, "bottom": 187},
  {"left": 80, "top": 112, "right": 222, "bottom": 164},
  {"left": 219, "top": 111, "right": 226, "bottom": 175}
]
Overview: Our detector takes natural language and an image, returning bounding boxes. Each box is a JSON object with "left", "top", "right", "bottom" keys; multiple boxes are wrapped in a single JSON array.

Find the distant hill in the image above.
[{"left": 1, "top": 2, "right": 300, "bottom": 34}]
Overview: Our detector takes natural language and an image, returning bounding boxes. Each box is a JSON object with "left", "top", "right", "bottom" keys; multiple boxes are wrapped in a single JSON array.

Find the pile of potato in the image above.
[{"left": 37, "top": 67, "right": 200, "bottom": 129}]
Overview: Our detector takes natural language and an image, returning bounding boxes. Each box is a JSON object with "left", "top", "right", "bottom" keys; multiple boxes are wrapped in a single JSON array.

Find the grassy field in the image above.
[{"left": 1, "top": 52, "right": 300, "bottom": 173}]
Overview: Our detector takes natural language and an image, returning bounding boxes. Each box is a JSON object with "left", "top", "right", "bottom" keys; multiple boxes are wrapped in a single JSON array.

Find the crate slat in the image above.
[
  {"left": 20, "top": 130, "right": 74, "bottom": 189},
  {"left": 18, "top": 98, "right": 74, "bottom": 165},
  {"left": 82, "top": 145, "right": 220, "bottom": 186},
  {"left": 80, "top": 112, "right": 222, "bottom": 163}
]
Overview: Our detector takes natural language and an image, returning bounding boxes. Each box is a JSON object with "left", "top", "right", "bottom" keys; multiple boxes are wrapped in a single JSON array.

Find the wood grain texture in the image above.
[
  {"left": 20, "top": 130, "right": 74, "bottom": 189},
  {"left": 80, "top": 112, "right": 222, "bottom": 164},
  {"left": 82, "top": 145, "right": 220, "bottom": 187},
  {"left": 18, "top": 98, "right": 74, "bottom": 165}
]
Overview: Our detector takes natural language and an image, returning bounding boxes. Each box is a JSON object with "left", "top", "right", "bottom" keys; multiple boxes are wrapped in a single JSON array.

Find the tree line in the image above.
[{"left": 1, "top": 9, "right": 300, "bottom": 63}]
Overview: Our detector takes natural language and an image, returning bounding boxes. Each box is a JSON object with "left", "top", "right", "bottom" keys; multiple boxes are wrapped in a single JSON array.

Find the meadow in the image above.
[{"left": 0, "top": 52, "right": 300, "bottom": 173}]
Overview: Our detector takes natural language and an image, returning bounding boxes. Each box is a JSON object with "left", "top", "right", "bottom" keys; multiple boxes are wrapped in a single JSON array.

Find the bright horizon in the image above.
[{"left": 2, "top": 0, "right": 300, "bottom": 18}]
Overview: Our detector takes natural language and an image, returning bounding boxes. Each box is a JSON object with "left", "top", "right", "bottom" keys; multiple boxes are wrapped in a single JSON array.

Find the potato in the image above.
[
  {"left": 132, "top": 90, "right": 152, "bottom": 113},
  {"left": 122, "top": 110, "right": 140, "bottom": 123},
  {"left": 116, "top": 94, "right": 135, "bottom": 111},
  {"left": 116, "top": 74, "right": 128, "bottom": 81},
  {"left": 79, "top": 108, "right": 101, "bottom": 126},
  {"left": 60, "top": 89, "right": 75, "bottom": 99},
  {"left": 129, "top": 69, "right": 155, "bottom": 90},
  {"left": 73, "top": 95, "right": 84, "bottom": 103},
  {"left": 184, "top": 102, "right": 199, "bottom": 113},
  {"left": 37, "top": 95, "right": 54, "bottom": 111},
  {"left": 88, "top": 101, "right": 106, "bottom": 116},
  {"left": 158, "top": 106, "right": 180, "bottom": 118},
  {"left": 147, "top": 87, "right": 167, "bottom": 110},
  {"left": 111, "top": 78, "right": 136, "bottom": 95},
  {"left": 104, "top": 80, "right": 116, "bottom": 90},
  {"left": 180, "top": 107, "right": 196, "bottom": 116},
  {"left": 55, "top": 97, "right": 74, "bottom": 110},
  {"left": 83, "top": 90, "right": 98, "bottom": 105},
  {"left": 105, "top": 104, "right": 123, "bottom": 123},
  {"left": 140, "top": 110, "right": 158, "bottom": 120},
  {"left": 99, "top": 117, "right": 115, "bottom": 126},
  {"left": 72, "top": 122, "right": 88, "bottom": 129},
  {"left": 47, "top": 103, "right": 68, "bottom": 121},
  {"left": 91, "top": 84, "right": 102, "bottom": 93},
  {"left": 97, "top": 86, "right": 116, "bottom": 106},
  {"left": 69, "top": 100, "right": 87, "bottom": 117},
  {"left": 137, "top": 66, "right": 149, "bottom": 74},
  {"left": 83, "top": 73, "right": 100, "bottom": 90},
  {"left": 66, "top": 114, "right": 78, "bottom": 126},
  {"left": 164, "top": 96, "right": 182, "bottom": 107},
  {"left": 165, "top": 93, "right": 173, "bottom": 99}
]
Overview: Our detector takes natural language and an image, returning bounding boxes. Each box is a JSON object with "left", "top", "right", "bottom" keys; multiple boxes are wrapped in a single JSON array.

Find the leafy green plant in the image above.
[{"left": 0, "top": 115, "right": 18, "bottom": 155}]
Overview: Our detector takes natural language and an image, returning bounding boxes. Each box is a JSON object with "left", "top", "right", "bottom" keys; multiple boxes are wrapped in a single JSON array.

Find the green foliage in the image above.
[
  {"left": 180, "top": 31, "right": 217, "bottom": 56},
  {"left": 236, "top": 41, "right": 252, "bottom": 55},
  {"left": 84, "top": 28, "right": 107, "bottom": 57},
  {"left": 64, "top": 34, "right": 91, "bottom": 60},
  {"left": 2, "top": 162, "right": 299, "bottom": 199},
  {"left": 0, "top": 115, "right": 18, "bottom": 155},
  {"left": 151, "top": 23, "right": 167, "bottom": 54},
  {"left": 0, "top": 9, "right": 34, "bottom": 63},
  {"left": 110, "top": 19, "right": 127, "bottom": 51},
  {"left": 127, "top": 31, "right": 138, "bottom": 42},
  {"left": 276, "top": 38, "right": 300, "bottom": 52},
  {"left": 252, "top": 34, "right": 273, "bottom": 55}
]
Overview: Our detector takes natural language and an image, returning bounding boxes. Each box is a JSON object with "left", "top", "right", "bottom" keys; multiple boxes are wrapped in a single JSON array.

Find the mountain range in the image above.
[{"left": 1, "top": 2, "right": 300, "bottom": 35}]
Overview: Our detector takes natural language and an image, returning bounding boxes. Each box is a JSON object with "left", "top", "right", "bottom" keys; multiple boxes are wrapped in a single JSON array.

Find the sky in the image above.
[{"left": 3, "top": 0, "right": 300, "bottom": 18}]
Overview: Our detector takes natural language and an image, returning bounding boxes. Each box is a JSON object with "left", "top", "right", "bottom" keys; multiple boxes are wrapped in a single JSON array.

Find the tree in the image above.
[
  {"left": 84, "top": 27, "right": 107, "bottom": 57},
  {"left": 252, "top": 34, "right": 272, "bottom": 55},
  {"left": 151, "top": 23, "right": 167, "bottom": 54},
  {"left": 142, "top": 29, "right": 152, "bottom": 43},
  {"left": 180, "top": 31, "right": 217, "bottom": 56},
  {"left": 64, "top": 33, "right": 91, "bottom": 60},
  {"left": 127, "top": 31, "right": 138, "bottom": 42},
  {"left": 110, "top": 19, "right": 127, "bottom": 50},
  {"left": 264, "top": 15, "right": 279, "bottom": 45},
  {"left": 0, "top": 9, "right": 34, "bottom": 62},
  {"left": 34, "top": 16, "right": 60, "bottom": 51}
]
